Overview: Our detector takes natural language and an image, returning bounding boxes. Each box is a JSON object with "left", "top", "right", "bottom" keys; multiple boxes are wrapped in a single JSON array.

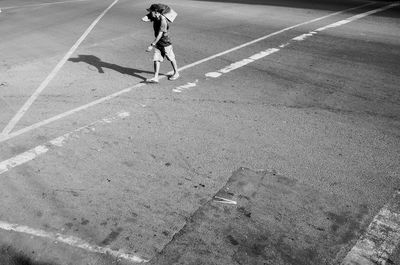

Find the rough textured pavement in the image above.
[{"left": 0, "top": 0, "right": 399, "bottom": 264}]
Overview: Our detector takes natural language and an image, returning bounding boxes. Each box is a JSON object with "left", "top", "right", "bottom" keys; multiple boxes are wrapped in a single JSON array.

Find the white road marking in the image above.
[
  {"left": 0, "top": 0, "right": 121, "bottom": 136},
  {"left": 173, "top": 80, "right": 198, "bottom": 93},
  {"left": 177, "top": 2, "right": 373, "bottom": 72},
  {"left": 0, "top": 220, "right": 148, "bottom": 263},
  {"left": 0, "top": 111, "right": 129, "bottom": 175},
  {"left": 205, "top": 3, "right": 399, "bottom": 79},
  {"left": 0, "top": 84, "right": 144, "bottom": 143},
  {"left": 205, "top": 48, "right": 280, "bottom": 78},
  {"left": 342, "top": 191, "right": 400, "bottom": 265},
  {"left": 292, "top": 32, "right": 317, "bottom": 41},
  {"left": 0, "top": 2, "right": 374, "bottom": 143},
  {"left": 213, "top": 196, "right": 237, "bottom": 205},
  {"left": 0, "top": 0, "right": 91, "bottom": 10},
  {"left": 316, "top": 2, "right": 399, "bottom": 31}
]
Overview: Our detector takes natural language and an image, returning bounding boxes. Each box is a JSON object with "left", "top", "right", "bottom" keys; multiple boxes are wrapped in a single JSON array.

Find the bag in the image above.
[
  {"left": 158, "top": 4, "right": 178, "bottom": 23},
  {"left": 162, "top": 8, "right": 178, "bottom": 23}
]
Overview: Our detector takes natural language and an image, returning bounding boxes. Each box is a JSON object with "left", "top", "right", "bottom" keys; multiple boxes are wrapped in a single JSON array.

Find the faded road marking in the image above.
[
  {"left": 0, "top": 2, "right": 373, "bottom": 142},
  {"left": 342, "top": 191, "right": 400, "bottom": 265},
  {"left": 205, "top": 48, "right": 279, "bottom": 78},
  {"left": 1, "top": 0, "right": 121, "bottom": 136},
  {"left": 0, "top": 220, "right": 148, "bottom": 263},
  {"left": 178, "top": 2, "right": 373, "bottom": 73},
  {"left": 205, "top": 2, "right": 399, "bottom": 79},
  {"left": 0, "top": 111, "right": 129, "bottom": 175},
  {"left": 1, "top": 0, "right": 91, "bottom": 10},
  {"left": 173, "top": 80, "right": 198, "bottom": 93}
]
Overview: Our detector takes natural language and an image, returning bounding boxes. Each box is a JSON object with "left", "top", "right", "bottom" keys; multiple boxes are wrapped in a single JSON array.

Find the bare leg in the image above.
[
  {"left": 154, "top": 61, "right": 160, "bottom": 78},
  {"left": 170, "top": 59, "right": 179, "bottom": 75}
]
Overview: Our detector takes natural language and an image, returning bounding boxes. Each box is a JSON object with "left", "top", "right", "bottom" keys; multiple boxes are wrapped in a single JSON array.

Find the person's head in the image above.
[{"left": 146, "top": 4, "right": 162, "bottom": 19}]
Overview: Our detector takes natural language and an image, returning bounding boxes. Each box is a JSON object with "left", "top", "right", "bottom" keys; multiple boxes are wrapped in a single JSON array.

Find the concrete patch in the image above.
[{"left": 149, "top": 168, "right": 372, "bottom": 264}]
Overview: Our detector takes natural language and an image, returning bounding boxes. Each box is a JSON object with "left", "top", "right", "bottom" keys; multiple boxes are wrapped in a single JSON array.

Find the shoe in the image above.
[
  {"left": 146, "top": 77, "right": 159, "bottom": 83},
  {"left": 168, "top": 73, "right": 180, "bottom": 81}
]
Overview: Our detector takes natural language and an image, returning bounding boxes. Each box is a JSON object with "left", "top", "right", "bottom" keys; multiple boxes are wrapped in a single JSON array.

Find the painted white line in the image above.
[
  {"left": 0, "top": 111, "right": 129, "bottom": 175},
  {"left": 205, "top": 2, "right": 399, "bottom": 79},
  {"left": 1, "top": 0, "right": 121, "bottom": 136},
  {"left": 177, "top": 2, "right": 373, "bottom": 72},
  {"left": 205, "top": 48, "right": 280, "bottom": 78},
  {"left": 0, "top": 84, "right": 143, "bottom": 143},
  {"left": 0, "top": 220, "right": 148, "bottom": 263},
  {"left": 0, "top": 3, "right": 373, "bottom": 143},
  {"left": 213, "top": 196, "right": 237, "bottom": 205},
  {"left": 316, "top": 2, "right": 399, "bottom": 32},
  {"left": 173, "top": 80, "right": 198, "bottom": 93},
  {"left": 1, "top": 0, "right": 91, "bottom": 10},
  {"left": 342, "top": 191, "right": 400, "bottom": 265},
  {"left": 292, "top": 32, "right": 317, "bottom": 41}
]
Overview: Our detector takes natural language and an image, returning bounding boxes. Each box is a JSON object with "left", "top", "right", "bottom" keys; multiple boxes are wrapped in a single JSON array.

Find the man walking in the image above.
[{"left": 143, "top": 4, "right": 179, "bottom": 83}]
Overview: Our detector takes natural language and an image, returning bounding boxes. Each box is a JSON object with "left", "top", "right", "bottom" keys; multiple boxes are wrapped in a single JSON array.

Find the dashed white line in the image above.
[
  {"left": 205, "top": 48, "right": 280, "bottom": 78},
  {"left": 177, "top": 2, "right": 374, "bottom": 72},
  {"left": 205, "top": 3, "right": 399, "bottom": 79},
  {"left": 173, "top": 80, "right": 198, "bottom": 93},
  {"left": 0, "top": 220, "right": 148, "bottom": 263},
  {"left": 0, "top": 111, "right": 129, "bottom": 175}
]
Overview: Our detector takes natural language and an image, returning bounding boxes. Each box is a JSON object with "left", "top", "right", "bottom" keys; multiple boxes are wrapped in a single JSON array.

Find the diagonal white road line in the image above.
[
  {"left": 0, "top": 2, "right": 374, "bottom": 143},
  {"left": 0, "top": 220, "right": 148, "bottom": 263},
  {"left": 0, "top": 0, "right": 120, "bottom": 137},
  {"left": 204, "top": 2, "right": 400, "bottom": 79},
  {"left": 0, "top": 0, "right": 92, "bottom": 10},
  {"left": 0, "top": 111, "right": 130, "bottom": 175}
]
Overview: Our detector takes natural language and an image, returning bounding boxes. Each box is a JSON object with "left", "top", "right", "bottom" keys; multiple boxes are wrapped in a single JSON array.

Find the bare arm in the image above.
[{"left": 151, "top": 30, "right": 164, "bottom": 46}]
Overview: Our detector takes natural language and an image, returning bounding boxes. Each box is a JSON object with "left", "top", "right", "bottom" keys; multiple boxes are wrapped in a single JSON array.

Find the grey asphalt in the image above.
[{"left": 0, "top": 0, "right": 399, "bottom": 264}]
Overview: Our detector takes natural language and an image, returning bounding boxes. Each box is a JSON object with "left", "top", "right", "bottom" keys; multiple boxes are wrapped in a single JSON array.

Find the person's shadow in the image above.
[{"left": 68, "top": 55, "right": 153, "bottom": 81}]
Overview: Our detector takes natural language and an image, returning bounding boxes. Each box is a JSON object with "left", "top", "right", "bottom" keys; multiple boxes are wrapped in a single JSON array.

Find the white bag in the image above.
[{"left": 163, "top": 8, "right": 177, "bottom": 23}]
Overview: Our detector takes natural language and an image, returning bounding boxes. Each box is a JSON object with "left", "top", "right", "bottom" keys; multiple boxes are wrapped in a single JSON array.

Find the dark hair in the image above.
[{"left": 147, "top": 4, "right": 161, "bottom": 12}]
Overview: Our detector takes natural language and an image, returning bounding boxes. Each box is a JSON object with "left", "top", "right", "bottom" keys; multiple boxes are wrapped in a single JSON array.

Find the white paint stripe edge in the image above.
[
  {"left": 0, "top": 2, "right": 373, "bottom": 143},
  {"left": 177, "top": 2, "right": 374, "bottom": 72},
  {"left": 1, "top": 0, "right": 91, "bottom": 10},
  {"left": 342, "top": 191, "right": 400, "bottom": 265},
  {"left": 0, "top": 111, "right": 129, "bottom": 175},
  {"left": 316, "top": 2, "right": 400, "bottom": 32},
  {"left": 205, "top": 3, "right": 399, "bottom": 79},
  {"left": 0, "top": 85, "right": 143, "bottom": 143},
  {"left": 1, "top": 0, "right": 121, "bottom": 136},
  {"left": 0, "top": 220, "right": 148, "bottom": 263}
]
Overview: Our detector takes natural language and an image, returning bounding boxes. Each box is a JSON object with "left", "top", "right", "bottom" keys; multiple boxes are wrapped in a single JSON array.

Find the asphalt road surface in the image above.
[{"left": 0, "top": 0, "right": 399, "bottom": 264}]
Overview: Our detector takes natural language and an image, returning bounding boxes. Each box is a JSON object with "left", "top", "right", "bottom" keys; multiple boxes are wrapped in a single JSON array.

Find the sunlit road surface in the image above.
[{"left": 0, "top": 0, "right": 399, "bottom": 264}]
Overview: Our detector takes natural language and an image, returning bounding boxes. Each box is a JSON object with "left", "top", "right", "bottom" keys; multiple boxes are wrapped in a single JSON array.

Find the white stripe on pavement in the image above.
[
  {"left": 342, "top": 191, "right": 400, "bottom": 265},
  {"left": 177, "top": 2, "right": 374, "bottom": 72},
  {"left": 205, "top": 2, "right": 399, "bottom": 79},
  {"left": 1, "top": 0, "right": 121, "bottom": 136},
  {"left": 0, "top": 0, "right": 90, "bottom": 10},
  {"left": 0, "top": 220, "right": 148, "bottom": 263},
  {"left": 1, "top": 0, "right": 91, "bottom": 10},
  {"left": 205, "top": 48, "right": 280, "bottom": 78},
  {"left": 0, "top": 3, "right": 372, "bottom": 143},
  {"left": 0, "top": 111, "right": 129, "bottom": 175}
]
